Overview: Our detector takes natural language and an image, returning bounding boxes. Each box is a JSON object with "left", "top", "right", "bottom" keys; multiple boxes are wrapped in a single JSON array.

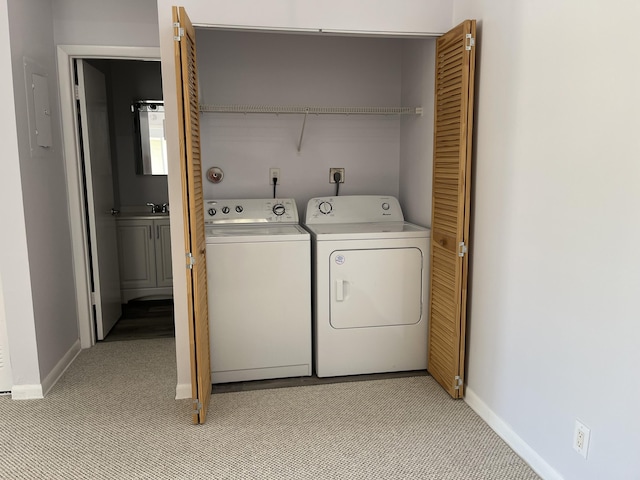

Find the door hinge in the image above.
[
  {"left": 458, "top": 241, "right": 468, "bottom": 257},
  {"left": 466, "top": 34, "right": 475, "bottom": 51},
  {"left": 193, "top": 399, "right": 202, "bottom": 415},
  {"left": 90, "top": 291, "right": 96, "bottom": 305},
  {"left": 186, "top": 252, "right": 195, "bottom": 269},
  {"left": 173, "top": 22, "right": 184, "bottom": 42},
  {"left": 74, "top": 84, "right": 80, "bottom": 100},
  {"left": 454, "top": 375, "right": 463, "bottom": 390}
]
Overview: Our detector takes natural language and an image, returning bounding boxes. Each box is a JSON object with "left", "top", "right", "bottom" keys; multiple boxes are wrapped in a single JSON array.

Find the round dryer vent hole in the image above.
[{"left": 207, "top": 167, "right": 224, "bottom": 183}]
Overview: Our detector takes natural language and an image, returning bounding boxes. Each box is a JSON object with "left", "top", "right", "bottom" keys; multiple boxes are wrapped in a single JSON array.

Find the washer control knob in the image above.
[
  {"left": 221, "top": 206, "right": 230, "bottom": 214},
  {"left": 272, "top": 204, "right": 286, "bottom": 216},
  {"left": 235, "top": 205, "right": 243, "bottom": 213},
  {"left": 208, "top": 208, "right": 216, "bottom": 216},
  {"left": 318, "top": 201, "right": 333, "bottom": 214},
  {"left": 381, "top": 202, "right": 390, "bottom": 211}
]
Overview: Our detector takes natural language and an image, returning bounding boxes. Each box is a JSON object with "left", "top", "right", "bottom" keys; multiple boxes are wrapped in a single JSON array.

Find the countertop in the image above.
[{"left": 116, "top": 212, "right": 170, "bottom": 221}]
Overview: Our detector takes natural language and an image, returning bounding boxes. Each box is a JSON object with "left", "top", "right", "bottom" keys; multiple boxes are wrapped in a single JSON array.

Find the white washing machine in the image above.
[
  {"left": 304, "top": 195, "right": 431, "bottom": 378},
  {"left": 205, "top": 198, "right": 311, "bottom": 383}
]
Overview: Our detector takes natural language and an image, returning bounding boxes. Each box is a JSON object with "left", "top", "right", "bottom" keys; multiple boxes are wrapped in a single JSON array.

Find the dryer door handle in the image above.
[{"left": 336, "top": 279, "right": 345, "bottom": 302}]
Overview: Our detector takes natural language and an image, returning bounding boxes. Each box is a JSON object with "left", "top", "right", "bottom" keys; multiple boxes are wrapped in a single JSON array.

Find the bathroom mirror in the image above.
[{"left": 134, "top": 101, "right": 168, "bottom": 175}]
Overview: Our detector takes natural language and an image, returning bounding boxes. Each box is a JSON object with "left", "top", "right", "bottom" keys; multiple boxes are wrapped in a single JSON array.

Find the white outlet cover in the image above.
[
  {"left": 269, "top": 168, "right": 280, "bottom": 185},
  {"left": 573, "top": 420, "right": 591, "bottom": 458}
]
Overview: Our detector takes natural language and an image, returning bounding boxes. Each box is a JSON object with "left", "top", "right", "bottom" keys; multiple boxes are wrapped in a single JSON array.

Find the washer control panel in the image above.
[
  {"left": 204, "top": 198, "right": 299, "bottom": 225},
  {"left": 305, "top": 195, "right": 404, "bottom": 224}
]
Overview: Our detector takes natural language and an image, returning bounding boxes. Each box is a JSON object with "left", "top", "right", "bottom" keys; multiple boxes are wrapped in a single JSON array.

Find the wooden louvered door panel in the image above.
[
  {"left": 173, "top": 6, "right": 212, "bottom": 424},
  {"left": 428, "top": 20, "right": 476, "bottom": 399}
]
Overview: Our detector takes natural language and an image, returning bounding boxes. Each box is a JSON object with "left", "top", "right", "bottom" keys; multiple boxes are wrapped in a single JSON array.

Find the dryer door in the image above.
[{"left": 329, "top": 248, "right": 424, "bottom": 329}]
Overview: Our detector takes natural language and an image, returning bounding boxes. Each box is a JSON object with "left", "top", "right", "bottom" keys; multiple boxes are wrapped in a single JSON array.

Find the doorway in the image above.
[{"left": 58, "top": 46, "right": 172, "bottom": 348}]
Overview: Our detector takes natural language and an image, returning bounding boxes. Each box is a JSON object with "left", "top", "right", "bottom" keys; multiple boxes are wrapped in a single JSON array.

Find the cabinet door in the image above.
[
  {"left": 154, "top": 219, "right": 173, "bottom": 287},
  {"left": 117, "top": 219, "right": 156, "bottom": 289}
]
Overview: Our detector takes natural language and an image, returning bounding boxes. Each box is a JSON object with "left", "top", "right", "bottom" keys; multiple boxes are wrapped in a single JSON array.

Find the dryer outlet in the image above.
[{"left": 330, "top": 168, "right": 345, "bottom": 183}]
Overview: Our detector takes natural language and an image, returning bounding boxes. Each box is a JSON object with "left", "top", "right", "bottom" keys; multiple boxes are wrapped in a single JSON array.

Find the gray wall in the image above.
[
  {"left": 399, "top": 39, "right": 436, "bottom": 227},
  {"left": 91, "top": 60, "right": 168, "bottom": 208},
  {"left": 110, "top": 60, "right": 167, "bottom": 208},
  {"left": 197, "top": 30, "right": 405, "bottom": 213},
  {"left": 3, "top": 0, "right": 77, "bottom": 386}
]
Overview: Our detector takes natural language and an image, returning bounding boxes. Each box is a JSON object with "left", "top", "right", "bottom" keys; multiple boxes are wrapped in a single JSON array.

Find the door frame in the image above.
[{"left": 57, "top": 45, "right": 161, "bottom": 348}]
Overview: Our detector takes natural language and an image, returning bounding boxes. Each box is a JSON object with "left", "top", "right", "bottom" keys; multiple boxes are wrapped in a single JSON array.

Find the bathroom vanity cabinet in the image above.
[{"left": 116, "top": 216, "right": 173, "bottom": 302}]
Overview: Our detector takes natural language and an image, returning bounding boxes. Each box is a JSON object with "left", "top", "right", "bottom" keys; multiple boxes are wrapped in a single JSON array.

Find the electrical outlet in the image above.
[
  {"left": 330, "top": 168, "right": 345, "bottom": 184},
  {"left": 573, "top": 420, "right": 591, "bottom": 458},
  {"left": 269, "top": 168, "right": 280, "bottom": 185}
]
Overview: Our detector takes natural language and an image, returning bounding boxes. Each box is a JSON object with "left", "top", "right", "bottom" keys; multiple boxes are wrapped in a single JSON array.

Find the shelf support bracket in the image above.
[{"left": 297, "top": 109, "right": 309, "bottom": 152}]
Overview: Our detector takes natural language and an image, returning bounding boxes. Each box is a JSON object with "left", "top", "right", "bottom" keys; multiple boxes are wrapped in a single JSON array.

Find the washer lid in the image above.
[
  {"left": 304, "top": 221, "right": 430, "bottom": 241},
  {"left": 206, "top": 224, "right": 309, "bottom": 243}
]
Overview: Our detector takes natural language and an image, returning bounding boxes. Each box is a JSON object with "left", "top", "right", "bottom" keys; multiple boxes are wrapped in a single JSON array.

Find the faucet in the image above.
[
  {"left": 146, "top": 202, "right": 161, "bottom": 213},
  {"left": 145, "top": 202, "right": 169, "bottom": 214}
]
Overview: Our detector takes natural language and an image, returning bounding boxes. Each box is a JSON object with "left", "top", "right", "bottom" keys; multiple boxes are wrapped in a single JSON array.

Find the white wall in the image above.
[
  {"left": 52, "top": 0, "right": 159, "bottom": 47},
  {"left": 157, "top": 0, "right": 455, "bottom": 395},
  {"left": 0, "top": 273, "right": 13, "bottom": 391},
  {"left": 197, "top": 30, "right": 403, "bottom": 212},
  {"left": 163, "top": 0, "right": 452, "bottom": 35},
  {"left": 452, "top": 1, "right": 640, "bottom": 479},
  {"left": 2, "top": 0, "right": 77, "bottom": 389},
  {"left": 0, "top": 2, "right": 39, "bottom": 389},
  {"left": 399, "top": 39, "right": 436, "bottom": 227}
]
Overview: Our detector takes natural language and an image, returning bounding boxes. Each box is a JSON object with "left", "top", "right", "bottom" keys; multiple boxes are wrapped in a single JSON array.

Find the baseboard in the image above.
[
  {"left": 464, "top": 387, "right": 564, "bottom": 480},
  {"left": 41, "top": 339, "right": 81, "bottom": 397},
  {"left": 11, "top": 384, "right": 43, "bottom": 400},
  {"left": 175, "top": 383, "right": 191, "bottom": 400}
]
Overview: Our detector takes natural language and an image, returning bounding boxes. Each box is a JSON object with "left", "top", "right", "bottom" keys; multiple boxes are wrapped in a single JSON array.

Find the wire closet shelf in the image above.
[
  {"left": 198, "top": 104, "right": 423, "bottom": 151},
  {"left": 199, "top": 104, "right": 423, "bottom": 115}
]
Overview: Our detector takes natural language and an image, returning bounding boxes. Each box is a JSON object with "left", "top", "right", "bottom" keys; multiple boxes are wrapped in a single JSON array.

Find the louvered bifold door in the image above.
[
  {"left": 173, "top": 6, "right": 212, "bottom": 424},
  {"left": 428, "top": 19, "right": 476, "bottom": 399}
]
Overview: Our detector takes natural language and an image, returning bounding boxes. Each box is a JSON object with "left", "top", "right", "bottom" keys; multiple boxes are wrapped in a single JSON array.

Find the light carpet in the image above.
[{"left": 0, "top": 338, "right": 539, "bottom": 479}]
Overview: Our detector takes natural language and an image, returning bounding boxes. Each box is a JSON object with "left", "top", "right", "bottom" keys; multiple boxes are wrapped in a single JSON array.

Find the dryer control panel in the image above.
[
  {"left": 204, "top": 198, "right": 299, "bottom": 225},
  {"left": 305, "top": 195, "right": 404, "bottom": 224}
]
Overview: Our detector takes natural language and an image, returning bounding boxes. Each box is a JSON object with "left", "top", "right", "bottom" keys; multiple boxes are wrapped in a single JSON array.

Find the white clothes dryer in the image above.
[
  {"left": 205, "top": 198, "right": 311, "bottom": 383},
  {"left": 304, "top": 195, "right": 431, "bottom": 378}
]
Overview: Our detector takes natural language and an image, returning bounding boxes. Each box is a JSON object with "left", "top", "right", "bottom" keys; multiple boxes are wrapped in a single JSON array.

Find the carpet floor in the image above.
[{"left": 0, "top": 338, "right": 540, "bottom": 480}]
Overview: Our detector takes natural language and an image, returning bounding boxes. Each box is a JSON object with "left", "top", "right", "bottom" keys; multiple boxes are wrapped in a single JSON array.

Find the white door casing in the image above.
[{"left": 76, "top": 59, "right": 122, "bottom": 341}]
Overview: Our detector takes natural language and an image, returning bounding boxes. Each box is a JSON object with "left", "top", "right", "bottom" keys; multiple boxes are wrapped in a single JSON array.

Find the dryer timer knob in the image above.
[
  {"left": 318, "top": 201, "right": 333, "bottom": 214},
  {"left": 381, "top": 202, "right": 390, "bottom": 211}
]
